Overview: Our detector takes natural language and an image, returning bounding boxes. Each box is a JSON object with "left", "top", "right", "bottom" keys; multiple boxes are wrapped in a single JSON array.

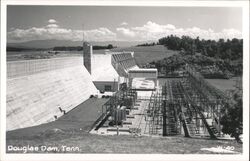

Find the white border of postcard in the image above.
[{"left": 1, "top": 0, "right": 249, "bottom": 161}]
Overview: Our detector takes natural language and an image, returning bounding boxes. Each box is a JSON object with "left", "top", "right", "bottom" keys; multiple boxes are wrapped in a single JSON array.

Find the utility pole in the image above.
[
  {"left": 162, "top": 100, "right": 167, "bottom": 136},
  {"left": 162, "top": 83, "right": 167, "bottom": 136},
  {"left": 82, "top": 24, "right": 85, "bottom": 42}
]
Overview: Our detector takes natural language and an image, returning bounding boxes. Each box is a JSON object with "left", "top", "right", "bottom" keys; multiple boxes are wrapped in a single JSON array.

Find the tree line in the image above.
[
  {"left": 136, "top": 42, "right": 156, "bottom": 47},
  {"left": 7, "top": 44, "right": 116, "bottom": 52},
  {"left": 7, "top": 46, "right": 48, "bottom": 51},
  {"left": 53, "top": 44, "right": 115, "bottom": 51},
  {"left": 158, "top": 35, "right": 243, "bottom": 61}
]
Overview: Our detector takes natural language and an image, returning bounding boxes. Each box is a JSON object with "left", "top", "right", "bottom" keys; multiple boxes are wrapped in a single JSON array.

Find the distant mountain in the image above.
[
  {"left": 7, "top": 39, "right": 156, "bottom": 49},
  {"left": 7, "top": 39, "right": 81, "bottom": 49}
]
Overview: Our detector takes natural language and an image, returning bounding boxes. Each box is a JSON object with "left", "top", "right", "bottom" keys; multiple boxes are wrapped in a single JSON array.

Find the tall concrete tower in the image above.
[{"left": 83, "top": 41, "right": 93, "bottom": 74}]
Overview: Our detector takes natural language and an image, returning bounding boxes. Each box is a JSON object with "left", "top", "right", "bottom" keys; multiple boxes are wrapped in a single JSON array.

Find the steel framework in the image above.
[
  {"left": 145, "top": 64, "right": 230, "bottom": 139},
  {"left": 94, "top": 88, "right": 137, "bottom": 130}
]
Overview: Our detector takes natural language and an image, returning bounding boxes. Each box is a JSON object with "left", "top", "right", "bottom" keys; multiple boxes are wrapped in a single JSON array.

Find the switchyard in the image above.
[{"left": 90, "top": 64, "right": 234, "bottom": 140}]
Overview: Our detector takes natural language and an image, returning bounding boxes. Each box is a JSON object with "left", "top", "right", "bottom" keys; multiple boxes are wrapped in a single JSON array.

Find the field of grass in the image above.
[
  {"left": 6, "top": 129, "right": 242, "bottom": 154},
  {"left": 206, "top": 77, "right": 238, "bottom": 92},
  {"left": 111, "top": 45, "right": 178, "bottom": 67}
]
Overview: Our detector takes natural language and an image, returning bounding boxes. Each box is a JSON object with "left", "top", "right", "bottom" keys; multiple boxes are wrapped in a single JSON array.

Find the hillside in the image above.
[
  {"left": 7, "top": 39, "right": 155, "bottom": 49},
  {"left": 148, "top": 53, "right": 242, "bottom": 77},
  {"left": 111, "top": 45, "right": 178, "bottom": 67}
]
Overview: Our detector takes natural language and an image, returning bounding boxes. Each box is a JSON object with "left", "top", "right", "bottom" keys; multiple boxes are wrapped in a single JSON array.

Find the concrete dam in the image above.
[
  {"left": 6, "top": 44, "right": 158, "bottom": 132},
  {"left": 7, "top": 56, "right": 98, "bottom": 131}
]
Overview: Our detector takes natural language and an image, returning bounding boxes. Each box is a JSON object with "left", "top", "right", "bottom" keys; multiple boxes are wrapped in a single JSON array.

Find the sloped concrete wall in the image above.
[{"left": 7, "top": 57, "right": 98, "bottom": 131}]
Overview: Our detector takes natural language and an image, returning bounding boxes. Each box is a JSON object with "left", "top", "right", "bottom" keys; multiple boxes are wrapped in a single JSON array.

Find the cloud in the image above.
[
  {"left": 46, "top": 24, "right": 59, "bottom": 28},
  {"left": 120, "top": 22, "right": 128, "bottom": 26},
  {"left": 48, "top": 19, "right": 57, "bottom": 23},
  {"left": 8, "top": 26, "right": 117, "bottom": 42},
  {"left": 133, "top": 21, "right": 176, "bottom": 32},
  {"left": 84, "top": 27, "right": 117, "bottom": 41},
  {"left": 8, "top": 20, "right": 242, "bottom": 43},
  {"left": 221, "top": 29, "right": 242, "bottom": 39},
  {"left": 116, "top": 28, "right": 135, "bottom": 37},
  {"left": 7, "top": 18, "right": 118, "bottom": 42},
  {"left": 116, "top": 21, "right": 242, "bottom": 41}
]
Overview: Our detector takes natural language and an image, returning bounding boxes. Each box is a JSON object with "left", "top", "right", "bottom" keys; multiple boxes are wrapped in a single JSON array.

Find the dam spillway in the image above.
[{"left": 7, "top": 56, "right": 98, "bottom": 131}]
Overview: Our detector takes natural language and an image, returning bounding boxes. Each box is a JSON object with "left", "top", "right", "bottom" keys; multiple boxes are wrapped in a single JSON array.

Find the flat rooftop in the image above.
[
  {"left": 132, "top": 78, "right": 155, "bottom": 90},
  {"left": 129, "top": 68, "right": 157, "bottom": 72}
]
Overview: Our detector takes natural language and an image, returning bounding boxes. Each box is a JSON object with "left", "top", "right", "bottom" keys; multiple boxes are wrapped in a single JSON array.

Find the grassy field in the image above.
[
  {"left": 206, "top": 77, "right": 238, "bottom": 92},
  {"left": 159, "top": 77, "right": 238, "bottom": 93},
  {"left": 111, "top": 45, "right": 178, "bottom": 67},
  {"left": 6, "top": 129, "right": 242, "bottom": 154}
]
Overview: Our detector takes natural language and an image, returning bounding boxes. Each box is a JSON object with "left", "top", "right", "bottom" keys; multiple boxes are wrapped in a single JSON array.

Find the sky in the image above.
[{"left": 7, "top": 6, "right": 242, "bottom": 42}]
